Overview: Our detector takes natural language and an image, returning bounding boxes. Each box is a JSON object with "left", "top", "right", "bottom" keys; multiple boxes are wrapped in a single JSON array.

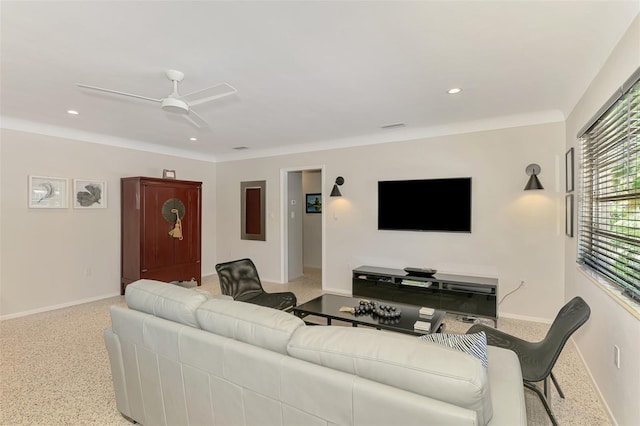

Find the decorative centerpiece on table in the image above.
[{"left": 340, "top": 299, "right": 402, "bottom": 325}]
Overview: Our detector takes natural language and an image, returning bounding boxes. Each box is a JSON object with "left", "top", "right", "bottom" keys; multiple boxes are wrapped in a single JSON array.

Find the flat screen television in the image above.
[{"left": 378, "top": 177, "right": 472, "bottom": 232}]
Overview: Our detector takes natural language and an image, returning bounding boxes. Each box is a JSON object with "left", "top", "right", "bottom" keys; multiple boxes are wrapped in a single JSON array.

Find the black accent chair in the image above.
[
  {"left": 214, "top": 258, "right": 297, "bottom": 311},
  {"left": 467, "top": 296, "right": 590, "bottom": 426}
]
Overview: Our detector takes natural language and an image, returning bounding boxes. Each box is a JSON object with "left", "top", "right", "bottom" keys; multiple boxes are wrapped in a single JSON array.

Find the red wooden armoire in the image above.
[{"left": 120, "top": 177, "right": 202, "bottom": 294}]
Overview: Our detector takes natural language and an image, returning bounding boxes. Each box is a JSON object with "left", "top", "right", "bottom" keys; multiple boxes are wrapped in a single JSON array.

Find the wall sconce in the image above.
[
  {"left": 330, "top": 176, "right": 344, "bottom": 197},
  {"left": 524, "top": 164, "right": 544, "bottom": 190}
]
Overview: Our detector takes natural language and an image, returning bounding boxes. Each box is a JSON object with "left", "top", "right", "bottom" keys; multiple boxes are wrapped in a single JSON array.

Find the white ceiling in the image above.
[{"left": 1, "top": 1, "right": 638, "bottom": 162}]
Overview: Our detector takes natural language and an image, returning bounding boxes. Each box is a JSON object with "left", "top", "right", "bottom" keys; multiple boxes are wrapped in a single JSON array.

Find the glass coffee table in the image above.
[{"left": 293, "top": 294, "right": 445, "bottom": 336}]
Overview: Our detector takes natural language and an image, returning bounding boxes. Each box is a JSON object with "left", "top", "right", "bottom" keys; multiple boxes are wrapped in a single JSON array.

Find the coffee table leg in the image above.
[{"left": 327, "top": 318, "right": 331, "bottom": 325}]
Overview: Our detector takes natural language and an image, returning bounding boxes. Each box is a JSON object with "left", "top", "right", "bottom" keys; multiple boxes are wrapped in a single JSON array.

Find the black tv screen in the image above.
[{"left": 378, "top": 178, "right": 472, "bottom": 232}]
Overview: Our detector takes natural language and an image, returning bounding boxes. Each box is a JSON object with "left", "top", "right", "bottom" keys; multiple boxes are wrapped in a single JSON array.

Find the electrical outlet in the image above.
[{"left": 614, "top": 345, "right": 621, "bottom": 369}]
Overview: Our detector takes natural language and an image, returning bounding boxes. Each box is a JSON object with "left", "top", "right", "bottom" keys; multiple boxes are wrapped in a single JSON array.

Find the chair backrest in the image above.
[
  {"left": 215, "top": 258, "right": 265, "bottom": 301},
  {"left": 536, "top": 296, "right": 591, "bottom": 380}
]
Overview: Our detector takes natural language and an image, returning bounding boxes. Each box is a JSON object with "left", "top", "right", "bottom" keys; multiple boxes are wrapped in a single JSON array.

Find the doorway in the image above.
[{"left": 281, "top": 166, "right": 324, "bottom": 290}]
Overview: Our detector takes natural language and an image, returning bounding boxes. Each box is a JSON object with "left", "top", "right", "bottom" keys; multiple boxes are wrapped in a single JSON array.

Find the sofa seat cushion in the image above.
[
  {"left": 196, "top": 298, "right": 305, "bottom": 354},
  {"left": 288, "top": 326, "right": 493, "bottom": 425},
  {"left": 125, "top": 279, "right": 210, "bottom": 328}
]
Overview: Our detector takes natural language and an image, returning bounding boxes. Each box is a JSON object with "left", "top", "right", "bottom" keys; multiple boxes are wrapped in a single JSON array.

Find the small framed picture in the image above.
[
  {"left": 306, "top": 193, "right": 322, "bottom": 213},
  {"left": 74, "top": 179, "right": 107, "bottom": 209},
  {"left": 29, "top": 176, "right": 69, "bottom": 208},
  {"left": 163, "top": 169, "right": 176, "bottom": 179},
  {"left": 565, "top": 194, "right": 574, "bottom": 237},
  {"left": 565, "top": 147, "right": 574, "bottom": 192}
]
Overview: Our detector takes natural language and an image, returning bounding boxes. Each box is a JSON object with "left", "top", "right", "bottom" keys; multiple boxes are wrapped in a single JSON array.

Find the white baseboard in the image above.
[
  {"left": 499, "top": 311, "right": 553, "bottom": 324},
  {"left": 0, "top": 292, "right": 121, "bottom": 321},
  {"left": 322, "top": 287, "right": 350, "bottom": 296},
  {"left": 572, "top": 338, "right": 618, "bottom": 425}
]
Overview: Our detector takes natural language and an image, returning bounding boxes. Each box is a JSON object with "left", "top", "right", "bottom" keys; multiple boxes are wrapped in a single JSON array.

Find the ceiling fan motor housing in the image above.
[{"left": 161, "top": 97, "right": 189, "bottom": 114}]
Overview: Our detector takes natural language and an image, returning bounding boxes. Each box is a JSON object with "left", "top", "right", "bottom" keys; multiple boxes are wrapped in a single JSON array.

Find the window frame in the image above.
[{"left": 577, "top": 69, "right": 640, "bottom": 304}]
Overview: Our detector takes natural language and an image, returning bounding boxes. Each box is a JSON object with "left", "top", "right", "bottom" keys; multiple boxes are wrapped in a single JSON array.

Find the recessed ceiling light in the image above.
[
  {"left": 447, "top": 88, "right": 462, "bottom": 95},
  {"left": 67, "top": 110, "right": 79, "bottom": 115},
  {"left": 233, "top": 146, "right": 249, "bottom": 150},
  {"left": 189, "top": 137, "right": 197, "bottom": 141}
]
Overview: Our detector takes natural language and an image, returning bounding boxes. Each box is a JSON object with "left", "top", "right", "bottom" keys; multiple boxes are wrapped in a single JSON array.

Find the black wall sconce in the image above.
[
  {"left": 330, "top": 176, "right": 344, "bottom": 197},
  {"left": 524, "top": 164, "right": 544, "bottom": 190}
]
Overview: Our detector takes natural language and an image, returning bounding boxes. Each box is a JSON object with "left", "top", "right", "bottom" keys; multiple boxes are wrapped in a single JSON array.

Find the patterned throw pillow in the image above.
[{"left": 419, "top": 331, "right": 488, "bottom": 368}]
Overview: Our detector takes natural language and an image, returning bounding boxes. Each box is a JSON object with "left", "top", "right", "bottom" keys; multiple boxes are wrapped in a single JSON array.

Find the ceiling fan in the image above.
[{"left": 77, "top": 70, "right": 237, "bottom": 129}]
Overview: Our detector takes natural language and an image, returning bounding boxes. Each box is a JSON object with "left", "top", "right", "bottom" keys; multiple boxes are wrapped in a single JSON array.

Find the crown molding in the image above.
[
  {"left": 2, "top": 109, "right": 563, "bottom": 164},
  {"left": 0, "top": 116, "right": 218, "bottom": 163}
]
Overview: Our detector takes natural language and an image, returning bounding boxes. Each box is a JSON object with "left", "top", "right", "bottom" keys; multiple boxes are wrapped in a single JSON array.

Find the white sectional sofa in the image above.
[{"left": 104, "top": 280, "right": 526, "bottom": 425}]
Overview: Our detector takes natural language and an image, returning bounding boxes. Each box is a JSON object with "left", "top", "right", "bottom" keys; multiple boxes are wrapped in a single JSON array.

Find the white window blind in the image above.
[{"left": 578, "top": 76, "right": 640, "bottom": 302}]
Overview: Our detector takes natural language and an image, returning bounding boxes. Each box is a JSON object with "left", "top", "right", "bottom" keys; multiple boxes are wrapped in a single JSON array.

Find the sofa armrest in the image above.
[
  {"left": 486, "top": 346, "right": 527, "bottom": 425},
  {"left": 104, "top": 327, "right": 130, "bottom": 419}
]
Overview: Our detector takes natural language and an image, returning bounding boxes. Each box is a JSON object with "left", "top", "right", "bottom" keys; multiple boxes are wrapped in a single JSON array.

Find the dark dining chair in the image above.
[
  {"left": 467, "top": 296, "right": 590, "bottom": 426},
  {"left": 214, "top": 258, "right": 297, "bottom": 311}
]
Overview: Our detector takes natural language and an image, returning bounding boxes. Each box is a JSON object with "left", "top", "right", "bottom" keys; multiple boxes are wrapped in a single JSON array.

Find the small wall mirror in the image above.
[{"left": 241, "top": 180, "right": 266, "bottom": 241}]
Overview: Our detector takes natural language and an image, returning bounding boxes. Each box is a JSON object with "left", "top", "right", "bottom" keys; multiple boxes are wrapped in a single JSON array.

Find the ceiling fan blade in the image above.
[
  {"left": 182, "top": 82, "right": 237, "bottom": 106},
  {"left": 182, "top": 109, "right": 209, "bottom": 129},
  {"left": 76, "top": 83, "right": 162, "bottom": 103}
]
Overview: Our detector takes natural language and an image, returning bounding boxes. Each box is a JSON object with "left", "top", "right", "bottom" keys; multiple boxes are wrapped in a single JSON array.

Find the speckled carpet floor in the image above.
[{"left": 0, "top": 269, "right": 611, "bottom": 425}]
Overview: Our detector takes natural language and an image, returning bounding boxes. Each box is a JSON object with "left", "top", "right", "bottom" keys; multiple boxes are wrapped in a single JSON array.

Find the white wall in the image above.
[
  {"left": 216, "top": 121, "right": 566, "bottom": 320},
  {"left": 302, "top": 170, "right": 322, "bottom": 268},
  {"left": 564, "top": 15, "right": 640, "bottom": 426},
  {"left": 0, "top": 129, "right": 217, "bottom": 318}
]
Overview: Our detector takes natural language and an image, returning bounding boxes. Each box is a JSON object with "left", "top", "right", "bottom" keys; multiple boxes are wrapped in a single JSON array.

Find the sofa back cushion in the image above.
[
  {"left": 125, "top": 279, "right": 209, "bottom": 328},
  {"left": 196, "top": 298, "right": 305, "bottom": 354},
  {"left": 287, "top": 326, "right": 493, "bottom": 425}
]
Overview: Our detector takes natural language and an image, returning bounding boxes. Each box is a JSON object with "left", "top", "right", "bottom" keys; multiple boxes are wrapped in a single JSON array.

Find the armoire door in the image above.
[
  {"left": 172, "top": 185, "right": 201, "bottom": 266},
  {"left": 141, "top": 183, "right": 176, "bottom": 272}
]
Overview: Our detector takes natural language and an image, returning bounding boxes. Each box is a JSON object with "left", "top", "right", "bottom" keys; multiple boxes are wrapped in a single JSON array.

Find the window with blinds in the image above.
[{"left": 578, "top": 76, "right": 639, "bottom": 302}]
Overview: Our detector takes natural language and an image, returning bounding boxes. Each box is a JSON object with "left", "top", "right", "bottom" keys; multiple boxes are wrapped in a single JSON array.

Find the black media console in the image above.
[{"left": 352, "top": 265, "right": 498, "bottom": 325}]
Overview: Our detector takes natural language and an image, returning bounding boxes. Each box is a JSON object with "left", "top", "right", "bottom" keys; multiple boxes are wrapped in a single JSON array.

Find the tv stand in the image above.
[{"left": 352, "top": 265, "right": 498, "bottom": 325}]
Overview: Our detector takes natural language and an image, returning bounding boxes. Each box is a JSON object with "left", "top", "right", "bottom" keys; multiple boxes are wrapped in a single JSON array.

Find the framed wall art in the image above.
[
  {"left": 565, "top": 147, "right": 574, "bottom": 192},
  {"left": 305, "top": 193, "right": 322, "bottom": 213},
  {"left": 29, "top": 176, "right": 69, "bottom": 208},
  {"left": 565, "top": 194, "right": 574, "bottom": 237},
  {"left": 241, "top": 180, "right": 266, "bottom": 241},
  {"left": 74, "top": 179, "right": 107, "bottom": 209}
]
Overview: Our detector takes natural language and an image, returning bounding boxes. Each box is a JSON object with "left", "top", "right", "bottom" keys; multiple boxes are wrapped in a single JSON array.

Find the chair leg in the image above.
[
  {"left": 543, "top": 377, "right": 549, "bottom": 398},
  {"left": 550, "top": 371, "right": 565, "bottom": 399},
  {"left": 524, "top": 382, "right": 558, "bottom": 426}
]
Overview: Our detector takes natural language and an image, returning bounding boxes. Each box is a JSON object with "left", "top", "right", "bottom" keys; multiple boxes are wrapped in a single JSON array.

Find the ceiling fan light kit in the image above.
[
  {"left": 77, "top": 69, "right": 237, "bottom": 129},
  {"left": 161, "top": 97, "right": 189, "bottom": 114}
]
